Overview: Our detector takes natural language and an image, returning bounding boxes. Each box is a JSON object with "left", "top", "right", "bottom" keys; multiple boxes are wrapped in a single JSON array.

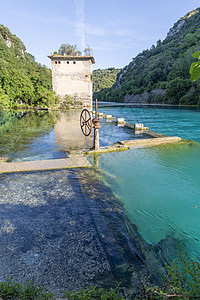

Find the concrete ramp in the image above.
[{"left": 0, "top": 155, "right": 91, "bottom": 173}]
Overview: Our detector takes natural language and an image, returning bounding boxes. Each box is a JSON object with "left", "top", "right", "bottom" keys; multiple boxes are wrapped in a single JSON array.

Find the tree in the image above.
[
  {"left": 190, "top": 51, "right": 200, "bottom": 81},
  {"left": 84, "top": 46, "right": 92, "bottom": 56},
  {"left": 58, "top": 44, "right": 81, "bottom": 56}
]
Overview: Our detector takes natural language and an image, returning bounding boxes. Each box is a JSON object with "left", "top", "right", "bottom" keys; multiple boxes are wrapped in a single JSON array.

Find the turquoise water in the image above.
[
  {"left": 97, "top": 105, "right": 200, "bottom": 258},
  {"left": 0, "top": 106, "right": 200, "bottom": 258},
  {"left": 99, "top": 105, "right": 200, "bottom": 142}
]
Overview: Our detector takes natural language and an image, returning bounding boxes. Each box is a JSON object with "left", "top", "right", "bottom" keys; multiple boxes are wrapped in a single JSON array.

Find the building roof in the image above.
[{"left": 48, "top": 54, "right": 95, "bottom": 64}]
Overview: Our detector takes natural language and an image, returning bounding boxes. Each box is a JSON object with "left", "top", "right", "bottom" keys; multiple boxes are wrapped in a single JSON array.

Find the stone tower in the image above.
[{"left": 48, "top": 54, "right": 95, "bottom": 107}]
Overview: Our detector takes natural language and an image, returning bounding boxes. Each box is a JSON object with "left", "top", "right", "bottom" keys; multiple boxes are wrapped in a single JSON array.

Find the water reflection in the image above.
[
  {"left": 54, "top": 110, "right": 92, "bottom": 151},
  {"left": 0, "top": 110, "right": 92, "bottom": 161},
  {"left": 0, "top": 109, "right": 149, "bottom": 162}
]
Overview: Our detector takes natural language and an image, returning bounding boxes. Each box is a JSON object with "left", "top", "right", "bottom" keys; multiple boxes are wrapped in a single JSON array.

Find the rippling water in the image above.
[
  {"left": 99, "top": 105, "right": 200, "bottom": 142},
  {"left": 96, "top": 105, "right": 200, "bottom": 257}
]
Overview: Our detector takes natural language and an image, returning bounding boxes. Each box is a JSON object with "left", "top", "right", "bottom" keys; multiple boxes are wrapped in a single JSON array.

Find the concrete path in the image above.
[{"left": 0, "top": 155, "right": 91, "bottom": 173}]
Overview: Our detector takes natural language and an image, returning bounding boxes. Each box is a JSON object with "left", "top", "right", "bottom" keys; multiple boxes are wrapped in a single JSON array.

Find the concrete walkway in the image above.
[{"left": 0, "top": 155, "right": 91, "bottom": 173}]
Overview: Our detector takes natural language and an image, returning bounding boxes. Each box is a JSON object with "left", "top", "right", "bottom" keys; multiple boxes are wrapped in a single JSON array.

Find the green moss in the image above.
[{"left": 149, "top": 139, "right": 198, "bottom": 151}]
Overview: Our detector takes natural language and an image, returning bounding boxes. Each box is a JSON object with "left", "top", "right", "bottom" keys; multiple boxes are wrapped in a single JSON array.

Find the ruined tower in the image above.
[{"left": 48, "top": 54, "right": 95, "bottom": 107}]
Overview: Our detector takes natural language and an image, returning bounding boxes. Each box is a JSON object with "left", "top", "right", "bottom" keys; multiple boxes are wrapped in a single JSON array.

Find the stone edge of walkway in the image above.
[{"left": 0, "top": 156, "right": 92, "bottom": 174}]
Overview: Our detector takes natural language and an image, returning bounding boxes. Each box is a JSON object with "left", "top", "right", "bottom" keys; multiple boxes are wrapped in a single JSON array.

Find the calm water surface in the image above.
[{"left": 0, "top": 106, "right": 200, "bottom": 258}]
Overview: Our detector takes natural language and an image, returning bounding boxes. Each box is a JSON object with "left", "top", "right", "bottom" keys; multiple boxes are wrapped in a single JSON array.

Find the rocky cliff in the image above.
[{"left": 95, "top": 8, "right": 200, "bottom": 105}]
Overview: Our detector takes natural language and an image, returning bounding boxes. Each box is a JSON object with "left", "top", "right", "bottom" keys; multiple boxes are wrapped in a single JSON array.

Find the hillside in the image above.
[
  {"left": 93, "top": 68, "right": 121, "bottom": 94},
  {"left": 0, "top": 25, "right": 56, "bottom": 109},
  {"left": 96, "top": 8, "right": 200, "bottom": 105}
]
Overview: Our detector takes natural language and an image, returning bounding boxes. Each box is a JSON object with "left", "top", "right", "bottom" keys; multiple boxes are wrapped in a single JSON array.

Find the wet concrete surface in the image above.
[
  {"left": 0, "top": 155, "right": 91, "bottom": 173},
  {"left": 0, "top": 168, "right": 165, "bottom": 296}
]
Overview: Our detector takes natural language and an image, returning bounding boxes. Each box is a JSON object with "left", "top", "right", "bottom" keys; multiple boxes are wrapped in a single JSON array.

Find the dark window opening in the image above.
[
  {"left": 58, "top": 61, "right": 61, "bottom": 64},
  {"left": 55, "top": 61, "right": 57, "bottom": 64},
  {"left": 73, "top": 61, "right": 76, "bottom": 64},
  {"left": 67, "top": 61, "right": 69, "bottom": 64}
]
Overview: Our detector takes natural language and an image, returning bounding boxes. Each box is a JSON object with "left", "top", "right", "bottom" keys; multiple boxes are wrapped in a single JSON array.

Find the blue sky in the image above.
[{"left": 0, "top": 0, "right": 199, "bottom": 70}]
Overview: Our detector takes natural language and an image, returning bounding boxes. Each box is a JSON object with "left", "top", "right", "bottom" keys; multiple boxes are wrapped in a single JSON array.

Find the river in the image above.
[
  {"left": 0, "top": 105, "right": 200, "bottom": 260},
  {"left": 97, "top": 104, "right": 200, "bottom": 258}
]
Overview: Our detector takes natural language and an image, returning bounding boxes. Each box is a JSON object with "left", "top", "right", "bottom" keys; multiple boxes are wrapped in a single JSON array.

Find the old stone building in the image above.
[{"left": 48, "top": 54, "right": 95, "bottom": 107}]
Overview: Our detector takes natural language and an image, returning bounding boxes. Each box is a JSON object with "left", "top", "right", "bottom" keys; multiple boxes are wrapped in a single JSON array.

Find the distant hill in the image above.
[
  {"left": 93, "top": 67, "right": 121, "bottom": 95},
  {"left": 0, "top": 25, "right": 55, "bottom": 109},
  {"left": 95, "top": 8, "right": 200, "bottom": 105}
]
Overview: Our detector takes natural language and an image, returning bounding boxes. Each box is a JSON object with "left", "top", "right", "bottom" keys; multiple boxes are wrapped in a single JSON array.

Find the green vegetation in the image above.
[
  {"left": 141, "top": 247, "right": 200, "bottom": 299},
  {"left": 93, "top": 68, "right": 122, "bottom": 94},
  {"left": 57, "top": 44, "right": 92, "bottom": 56},
  {"left": 63, "top": 284, "right": 123, "bottom": 299},
  {"left": 57, "top": 44, "right": 82, "bottom": 56},
  {"left": 59, "top": 94, "right": 83, "bottom": 108},
  {"left": 190, "top": 51, "right": 200, "bottom": 81},
  {"left": 1, "top": 249, "right": 200, "bottom": 299},
  {"left": 0, "top": 25, "right": 56, "bottom": 109},
  {"left": 95, "top": 8, "right": 200, "bottom": 105},
  {"left": 0, "top": 279, "right": 54, "bottom": 299}
]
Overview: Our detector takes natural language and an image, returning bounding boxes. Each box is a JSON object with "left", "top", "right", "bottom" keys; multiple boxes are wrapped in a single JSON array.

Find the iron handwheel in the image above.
[{"left": 80, "top": 109, "right": 92, "bottom": 136}]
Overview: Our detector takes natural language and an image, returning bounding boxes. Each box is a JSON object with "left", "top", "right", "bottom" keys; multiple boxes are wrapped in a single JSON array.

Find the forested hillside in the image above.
[
  {"left": 96, "top": 8, "right": 200, "bottom": 105},
  {"left": 93, "top": 68, "right": 121, "bottom": 94},
  {"left": 0, "top": 25, "right": 57, "bottom": 109}
]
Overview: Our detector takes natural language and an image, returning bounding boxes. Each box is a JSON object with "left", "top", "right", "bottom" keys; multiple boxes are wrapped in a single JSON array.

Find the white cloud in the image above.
[
  {"left": 74, "top": 0, "right": 85, "bottom": 51},
  {"left": 92, "top": 41, "right": 137, "bottom": 52},
  {"left": 85, "top": 23, "right": 135, "bottom": 38}
]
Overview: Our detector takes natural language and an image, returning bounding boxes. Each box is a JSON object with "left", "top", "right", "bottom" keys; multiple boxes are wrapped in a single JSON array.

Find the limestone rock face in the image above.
[
  {"left": 167, "top": 20, "right": 185, "bottom": 37},
  {"left": 124, "top": 89, "right": 165, "bottom": 103}
]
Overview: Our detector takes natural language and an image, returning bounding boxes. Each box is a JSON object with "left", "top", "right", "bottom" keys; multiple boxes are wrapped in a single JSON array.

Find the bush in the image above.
[
  {"left": 142, "top": 247, "right": 200, "bottom": 299},
  {"left": 0, "top": 278, "right": 54, "bottom": 299},
  {"left": 63, "top": 284, "right": 124, "bottom": 300}
]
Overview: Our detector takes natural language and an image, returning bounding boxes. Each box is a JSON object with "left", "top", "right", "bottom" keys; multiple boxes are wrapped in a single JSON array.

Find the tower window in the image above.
[
  {"left": 73, "top": 61, "right": 76, "bottom": 64},
  {"left": 67, "top": 61, "right": 69, "bottom": 64},
  {"left": 55, "top": 61, "right": 57, "bottom": 64},
  {"left": 58, "top": 61, "right": 61, "bottom": 64}
]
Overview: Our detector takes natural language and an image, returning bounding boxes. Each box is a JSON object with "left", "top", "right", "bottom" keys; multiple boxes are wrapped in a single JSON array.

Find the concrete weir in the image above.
[
  {"left": 0, "top": 155, "right": 91, "bottom": 174},
  {"left": 85, "top": 136, "right": 182, "bottom": 155}
]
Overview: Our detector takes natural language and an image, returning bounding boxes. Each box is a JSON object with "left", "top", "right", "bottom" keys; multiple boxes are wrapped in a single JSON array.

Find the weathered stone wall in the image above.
[{"left": 49, "top": 56, "right": 94, "bottom": 107}]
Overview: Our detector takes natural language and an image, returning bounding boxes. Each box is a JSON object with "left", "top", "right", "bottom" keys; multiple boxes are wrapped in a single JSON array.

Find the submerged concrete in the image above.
[{"left": 0, "top": 168, "right": 165, "bottom": 295}]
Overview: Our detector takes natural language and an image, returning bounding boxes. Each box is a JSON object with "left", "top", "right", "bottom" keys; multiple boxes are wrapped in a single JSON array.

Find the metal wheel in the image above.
[{"left": 80, "top": 109, "right": 92, "bottom": 136}]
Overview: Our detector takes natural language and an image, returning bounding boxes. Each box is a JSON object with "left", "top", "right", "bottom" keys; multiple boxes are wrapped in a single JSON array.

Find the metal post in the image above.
[
  {"left": 93, "top": 99, "right": 101, "bottom": 150},
  {"left": 94, "top": 126, "right": 100, "bottom": 150}
]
